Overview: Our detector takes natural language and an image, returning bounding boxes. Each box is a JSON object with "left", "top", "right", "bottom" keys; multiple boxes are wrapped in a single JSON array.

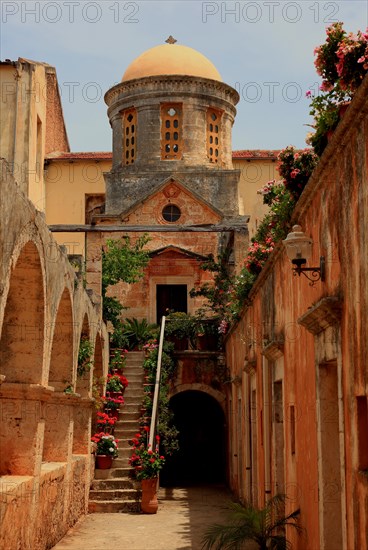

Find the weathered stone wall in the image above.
[
  {"left": 104, "top": 167, "right": 241, "bottom": 219},
  {"left": 225, "top": 76, "right": 368, "bottom": 550},
  {"left": 0, "top": 161, "right": 109, "bottom": 550},
  {"left": 105, "top": 75, "right": 239, "bottom": 170}
]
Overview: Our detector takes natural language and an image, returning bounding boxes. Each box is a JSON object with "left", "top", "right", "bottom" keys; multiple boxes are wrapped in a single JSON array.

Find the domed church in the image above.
[{"left": 88, "top": 37, "right": 248, "bottom": 322}]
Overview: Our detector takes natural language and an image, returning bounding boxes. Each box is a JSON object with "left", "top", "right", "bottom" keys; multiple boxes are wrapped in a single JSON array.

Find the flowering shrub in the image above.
[
  {"left": 308, "top": 23, "right": 368, "bottom": 155},
  {"left": 103, "top": 395, "right": 125, "bottom": 410},
  {"left": 244, "top": 239, "right": 275, "bottom": 276},
  {"left": 96, "top": 411, "right": 117, "bottom": 431},
  {"left": 91, "top": 432, "right": 118, "bottom": 457},
  {"left": 277, "top": 147, "right": 318, "bottom": 200},
  {"left": 106, "top": 373, "right": 128, "bottom": 393},
  {"left": 128, "top": 433, "right": 165, "bottom": 480},
  {"left": 142, "top": 339, "right": 158, "bottom": 351},
  {"left": 239, "top": 179, "right": 295, "bottom": 282},
  {"left": 314, "top": 22, "right": 368, "bottom": 92}
]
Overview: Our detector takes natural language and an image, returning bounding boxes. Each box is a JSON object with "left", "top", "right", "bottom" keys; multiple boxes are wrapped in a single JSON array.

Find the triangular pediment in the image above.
[
  {"left": 149, "top": 245, "right": 208, "bottom": 261},
  {"left": 119, "top": 177, "right": 223, "bottom": 225}
]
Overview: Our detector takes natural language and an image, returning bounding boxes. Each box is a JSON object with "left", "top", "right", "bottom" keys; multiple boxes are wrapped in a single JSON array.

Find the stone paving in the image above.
[{"left": 52, "top": 485, "right": 233, "bottom": 550}]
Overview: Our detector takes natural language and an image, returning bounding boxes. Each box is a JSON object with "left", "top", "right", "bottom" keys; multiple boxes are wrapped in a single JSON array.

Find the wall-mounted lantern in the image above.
[{"left": 283, "top": 225, "right": 325, "bottom": 286}]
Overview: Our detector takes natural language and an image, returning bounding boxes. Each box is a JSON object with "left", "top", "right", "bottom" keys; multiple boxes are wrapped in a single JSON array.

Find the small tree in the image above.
[
  {"left": 202, "top": 495, "right": 302, "bottom": 550},
  {"left": 101, "top": 235, "right": 150, "bottom": 330}
]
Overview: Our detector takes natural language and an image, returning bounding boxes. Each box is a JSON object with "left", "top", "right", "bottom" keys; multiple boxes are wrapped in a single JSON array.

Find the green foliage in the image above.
[
  {"left": 243, "top": 180, "right": 296, "bottom": 276},
  {"left": 141, "top": 342, "right": 179, "bottom": 456},
  {"left": 109, "top": 325, "right": 130, "bottom": 349},
  {"left": 122, "top": 318, "right": 159, "bottom": 350},
  {"left": 165, "top": 311, "right": 197, "bottom": 342},
  {"left": 102, "top": 296, "right": 125, "bottom": 328},
  {"left": 190, "top": 249, "right": 237, "bottom": 325},
  {"left": 128, "top": 436, "right": 165, "bottom": 480},
  {"left": 110, "top": 349, "right": 127, "bottom": 371},
  {"left": 77, "top": 337, "right": 94, "bottom": 378},
  {"left": 201, "top": 494, "right": 302, "bottom": 550},
  {"left": 102, "top": 235, "right": 150, "bottom": 291},
  {"left": 277, "top": 147, "right": 318, "bottom": 200},
  {"left": 101, "top": 235, "right": 150, "bottom": 338}
]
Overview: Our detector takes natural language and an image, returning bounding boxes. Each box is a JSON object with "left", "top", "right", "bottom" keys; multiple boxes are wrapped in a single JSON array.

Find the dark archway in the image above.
[{"left": 161, "top": 390, "right": 226, "bottom": 486}]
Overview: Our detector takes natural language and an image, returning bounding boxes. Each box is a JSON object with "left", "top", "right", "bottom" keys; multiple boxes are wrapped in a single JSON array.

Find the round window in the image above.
[{"left": 162, "top": 204, "right": 181, "bottom": 222}]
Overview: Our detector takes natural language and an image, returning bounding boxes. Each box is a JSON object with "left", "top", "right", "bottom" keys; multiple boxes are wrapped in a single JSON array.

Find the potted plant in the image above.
[
  {"left": 122, "top": 318, "right": 159, "bottom": 350},
  {"left": 110, "top": 349, "right": 128, "bottom": 373},
  {"left": 165, "top": 311, "right": 197, "bottom": 350},
  {"left": 128, "top": 433, "right": 165, "bottom": 513},
  {"left": 96, "top": 411, "right": 117, "bottom": 434},
  {"left": 91, "top": 432, "right": 119, "bottom": 469},
  {"left": 201, "top": 494, "right": 302, "bottom": 550},
  {"left": 103, "top": 395, "right": 125, "bottom": 419},
  {"left": 106, "top": 373, "right": 129, "bottom": 396}
]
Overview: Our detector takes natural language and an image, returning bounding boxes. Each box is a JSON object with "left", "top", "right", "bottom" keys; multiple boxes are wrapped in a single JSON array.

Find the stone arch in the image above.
[
  {"left": 73, "top": 313, "right": 92, "bottom": 455},
  {"left": 75, "top": 313, "right": 92, "bottom": 398},
  {"left": 162, "top": 387, "right": 227, "bottom": 486},
  {"left": 0, "top": 240, "right": 45, "bottom": 384},
  {"left": 93, "top": 331, "right": 105, "bottom": 398},
  {"left": 170, "top": 383, "right": 226, "bottom": 413},
  {"left": 48, "top": 288, "right": 74, "bottom": 391}
]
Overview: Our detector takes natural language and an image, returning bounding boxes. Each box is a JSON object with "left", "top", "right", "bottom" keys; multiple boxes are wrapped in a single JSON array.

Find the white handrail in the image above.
[{"left": 148, "top": 316, "right": 166, "bottom": 448}]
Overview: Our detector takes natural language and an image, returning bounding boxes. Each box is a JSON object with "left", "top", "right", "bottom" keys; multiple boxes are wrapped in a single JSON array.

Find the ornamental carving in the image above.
[{"left": 163, "top": 184, "right": 181, "bottom": 199}]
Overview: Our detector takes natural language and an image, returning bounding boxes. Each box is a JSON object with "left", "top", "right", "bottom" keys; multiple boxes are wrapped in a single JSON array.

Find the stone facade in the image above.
[
  {"left": 225, "top": 76, "right": 368, "bottom": 550},
  {"left": 0, "top": 161, "right": 109, "bottom": 550}
]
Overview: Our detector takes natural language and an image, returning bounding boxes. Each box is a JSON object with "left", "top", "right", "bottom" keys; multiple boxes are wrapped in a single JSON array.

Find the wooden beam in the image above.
[{"left": 48, "top": 224, "right": 247, "bottom": 233}]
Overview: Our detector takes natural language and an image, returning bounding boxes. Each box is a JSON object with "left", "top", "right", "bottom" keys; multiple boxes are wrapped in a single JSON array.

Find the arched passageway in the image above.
[
  {"left": 161, "top": 390, "right": 226, "bottom": 486},
  {"left": 0, "top": 241, "right": 44, "bottom": 384}
]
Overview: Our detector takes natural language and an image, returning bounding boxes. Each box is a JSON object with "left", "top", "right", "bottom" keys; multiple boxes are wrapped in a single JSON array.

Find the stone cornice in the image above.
[
  {"left": 105, "top": 75, "right": 239, "bottom": 107},
  {"left": 262, "top": 339, "right": 284, "bottom": 361},
  {"left": 0, "top": 383, "right": 54, "bottom": 401},
  {"left": 297, "top": 296, "right": 342, "bottom": 335}
]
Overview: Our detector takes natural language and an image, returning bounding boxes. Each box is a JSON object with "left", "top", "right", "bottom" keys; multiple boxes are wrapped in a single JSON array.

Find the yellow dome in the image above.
[{"left": 122, "top": 43, "right": 222, "bottom": 82}]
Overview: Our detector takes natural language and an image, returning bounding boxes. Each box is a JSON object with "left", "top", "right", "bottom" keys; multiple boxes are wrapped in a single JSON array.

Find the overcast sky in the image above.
[{"left": 2, "top": 1, "right": 367, "bottom": 151}]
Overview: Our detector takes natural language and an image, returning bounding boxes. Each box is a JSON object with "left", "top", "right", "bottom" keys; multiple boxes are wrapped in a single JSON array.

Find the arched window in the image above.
[
  {"left": 123, "top": 108, "right": 137, "bottom": 165},
  {"left": 161, "top": 104, "right": 182, "bottom": 160},
  {"left": 207, "top": 108, "right": 222, "bottom": 164}
]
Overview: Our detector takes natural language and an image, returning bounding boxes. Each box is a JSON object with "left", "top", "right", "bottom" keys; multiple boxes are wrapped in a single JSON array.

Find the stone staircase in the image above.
[{"left": 89, "top": 351, "right": 145, "bottom": 513}]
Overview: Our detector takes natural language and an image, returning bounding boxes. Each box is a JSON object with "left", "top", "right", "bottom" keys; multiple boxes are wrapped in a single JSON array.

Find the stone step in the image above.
[
  {"left": 88, "top": 499, "right": 141, "bottom": 513},
  {"left": 89, "top": 488, "right": 139, "bottom": 501},
  {"left": 109, "top": 467, "right": 133, "bottom": 478},
  {"left": 91, "top": 478, "right": 137, "bottom": 490},
  {"left": 115, "top": 432, "right": 140, "bottom": 441},
  {"left": 113, "top": 454, "right": 132, "bottom": 465},
  {"left": 93, "top": 466, "right": 133, "bottom": 480},
  {"left": 119, "top": 415, "right": 141, "bottom": 423},
  {"left": 125, "top": 383, "right": 145, "bottom": 390},
  {"left": 123, "top": 396, "right": 144, "bottom": 405}
]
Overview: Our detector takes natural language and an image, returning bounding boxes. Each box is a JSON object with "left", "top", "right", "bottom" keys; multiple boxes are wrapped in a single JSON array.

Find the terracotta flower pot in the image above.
[
  {"left": 141, "top": 478, "right": 158, "bottom": 513},
  {"left": 96, "top": 455, "right": 113, "bottom": 469}
]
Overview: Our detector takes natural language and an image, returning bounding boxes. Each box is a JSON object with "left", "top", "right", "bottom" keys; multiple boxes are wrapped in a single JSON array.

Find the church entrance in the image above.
[
  {"left": 156, "top": 284, "right": 187, "bottom": 322},
  {"left": 161, "top": 390, "right": 227, "bottom": 486}
]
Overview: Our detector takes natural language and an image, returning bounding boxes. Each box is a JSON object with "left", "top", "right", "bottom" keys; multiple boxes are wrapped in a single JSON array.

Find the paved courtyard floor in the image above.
[{"left": 52, "top": 485, "right": 234, "bottom": 550}]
